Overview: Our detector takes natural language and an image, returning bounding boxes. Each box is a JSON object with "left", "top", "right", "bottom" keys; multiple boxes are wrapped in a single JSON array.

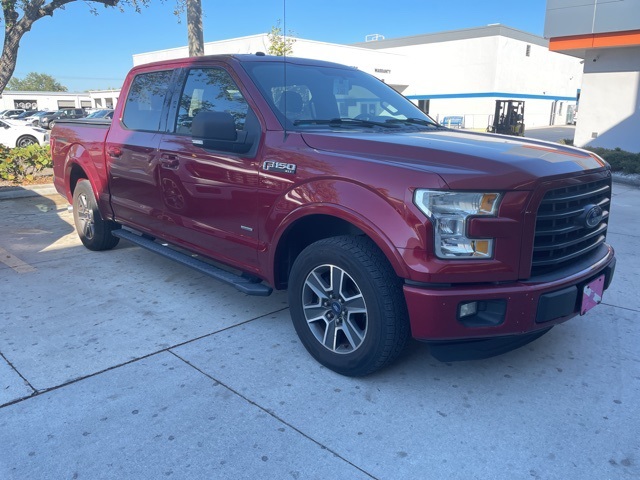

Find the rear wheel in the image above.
[
  {"left": 72, "top": 179, "right": 120, "bottom": 251},
  {"left": 288, "top": 235, "right": 409, "bottom": 376}
]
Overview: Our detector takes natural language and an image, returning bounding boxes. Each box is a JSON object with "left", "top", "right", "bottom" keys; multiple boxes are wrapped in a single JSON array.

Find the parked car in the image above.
[
  {"left": 12, "top": 110, "right": 36, "bottom": 121},
  {"left": 40, "top": 108, "right": 86, "bottom": 129},
  {"left": 85, "top": 109, "right": 114, "bottom": 120},
  {"left": 0, "top": 118, "right": 49, "bottom": 148},
  {"left": 0, "top": 109, "right": 26, "bottom": 119},
  {"left": 22, "top": 111, "right": 50, "bottom": 126}
]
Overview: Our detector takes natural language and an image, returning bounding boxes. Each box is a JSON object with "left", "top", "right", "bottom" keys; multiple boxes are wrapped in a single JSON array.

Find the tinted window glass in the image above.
[
  {"left": 175, "top": 68, "right": 249, "bottom": 135},
  {"left": 244, "top": 62, "right": 436, "bottom": 130},
  {"left": 122, "top": 70, "right": 172, "bottom": 131}
]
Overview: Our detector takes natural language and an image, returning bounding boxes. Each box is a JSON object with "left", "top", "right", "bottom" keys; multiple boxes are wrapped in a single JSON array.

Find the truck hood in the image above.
[{"left": 300, "top": 129, "right": 607, "bottom": 190}]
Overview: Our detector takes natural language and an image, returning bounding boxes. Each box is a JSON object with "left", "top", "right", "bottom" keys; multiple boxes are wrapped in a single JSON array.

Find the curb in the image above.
[
  {"left": 612, "top": 172, "right": 640, "bottom": 188},
  {"left": 0, "top": 183, "right": 59, "bottom": 200}
]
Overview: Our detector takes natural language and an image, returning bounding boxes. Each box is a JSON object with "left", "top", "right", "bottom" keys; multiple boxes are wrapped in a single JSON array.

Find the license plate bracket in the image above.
[{"left": 581, "top": 275, "right": 605, "bottom": 315}]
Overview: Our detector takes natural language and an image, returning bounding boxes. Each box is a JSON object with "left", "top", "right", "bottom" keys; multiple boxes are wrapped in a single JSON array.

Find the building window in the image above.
[{"left": 526, "top": 45, "right": 531, "bottom": 57}]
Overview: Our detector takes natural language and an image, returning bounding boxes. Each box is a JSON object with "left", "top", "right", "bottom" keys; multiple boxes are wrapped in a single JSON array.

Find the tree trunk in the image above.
[{"left": 187, "top": 0, "right": 204, "bottom": 57}]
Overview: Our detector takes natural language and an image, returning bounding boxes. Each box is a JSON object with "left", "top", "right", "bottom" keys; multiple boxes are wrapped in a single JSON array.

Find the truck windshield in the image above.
[{"left": 243, "top": 60, "right": 438, "bottom": 130}]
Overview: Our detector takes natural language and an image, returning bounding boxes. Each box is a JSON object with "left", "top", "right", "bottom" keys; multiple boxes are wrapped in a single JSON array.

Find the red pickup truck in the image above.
[{"left": 52, "top": 54, "right": 616, "bottom": 376}]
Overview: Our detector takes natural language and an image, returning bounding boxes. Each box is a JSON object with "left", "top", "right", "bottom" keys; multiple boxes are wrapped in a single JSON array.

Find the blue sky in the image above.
[{"left": 7, "top": 0, "right": 549, "bottom": 92}]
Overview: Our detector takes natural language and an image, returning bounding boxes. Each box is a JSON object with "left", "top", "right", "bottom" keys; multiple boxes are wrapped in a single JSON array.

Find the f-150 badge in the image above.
[{"left": 262, "top": 160, "right": 297, "bottom": 174}]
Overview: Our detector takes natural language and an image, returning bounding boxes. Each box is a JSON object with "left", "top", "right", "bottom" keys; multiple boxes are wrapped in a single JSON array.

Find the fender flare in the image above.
[{"left": 267, "top": 179, "right": 429, "bottom": 281}]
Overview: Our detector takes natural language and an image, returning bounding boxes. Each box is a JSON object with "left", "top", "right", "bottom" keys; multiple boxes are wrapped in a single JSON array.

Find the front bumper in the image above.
[{"left": 404, "top": 244, "right": 615, "bottom": 341}]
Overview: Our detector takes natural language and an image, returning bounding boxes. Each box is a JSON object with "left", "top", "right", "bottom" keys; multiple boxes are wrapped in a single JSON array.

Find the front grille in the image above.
[{"left": 531, "top": 178, "right": 611, "bottom": 276}]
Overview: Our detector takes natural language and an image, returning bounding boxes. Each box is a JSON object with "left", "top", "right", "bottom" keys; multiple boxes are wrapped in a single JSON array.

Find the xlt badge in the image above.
[{"left": 262, "top": 160, "right": 297, "bottom": 174}]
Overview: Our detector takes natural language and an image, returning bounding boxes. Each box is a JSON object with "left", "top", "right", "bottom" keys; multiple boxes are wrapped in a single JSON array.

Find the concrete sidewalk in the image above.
[{"left": 1, "top": 186, "right": 638, "bottom": 479}]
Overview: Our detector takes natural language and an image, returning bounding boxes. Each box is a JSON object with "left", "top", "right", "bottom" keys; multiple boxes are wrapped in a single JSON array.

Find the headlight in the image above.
[{"left": 414, "top": 190, "right": 501, "bottom": 259}]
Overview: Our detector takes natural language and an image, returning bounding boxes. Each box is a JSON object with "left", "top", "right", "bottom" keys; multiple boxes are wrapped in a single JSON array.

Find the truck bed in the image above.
[{"left": 51, "top": 119, "right": 111, "bottom": 205}]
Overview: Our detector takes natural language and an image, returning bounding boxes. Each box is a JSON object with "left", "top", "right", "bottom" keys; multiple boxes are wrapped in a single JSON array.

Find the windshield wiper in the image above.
[
  {"left": 293, "top": 118, "right": 399, "bottom": 128},
  {"left": 384, "top": 118, "right": 440, "bottom": 127}
]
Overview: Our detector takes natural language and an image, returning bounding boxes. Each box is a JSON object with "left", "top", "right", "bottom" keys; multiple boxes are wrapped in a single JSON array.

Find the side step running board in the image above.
[{"left": 112, "top": 229, "right": 273, "bottom": 296}]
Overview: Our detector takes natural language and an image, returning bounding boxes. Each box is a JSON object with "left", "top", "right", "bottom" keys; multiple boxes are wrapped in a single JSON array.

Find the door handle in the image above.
[{"left": 107, "top": 146, "right": 122, "bottom": 158}]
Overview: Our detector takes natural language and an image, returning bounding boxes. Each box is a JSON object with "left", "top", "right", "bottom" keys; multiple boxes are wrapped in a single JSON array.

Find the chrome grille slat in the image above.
[
  {"left": 531, "top": 236, "right": 606, "bottom": 267},
  {"left": 535, "top": 210, "right": 609, "bottom": 237},
  {"left": 534, "top": 223, "right": 607, "bottom": 251},
  {"left": 531, "top": 177, "right": 611, "bottom": 276},
  {"left": 540, "top": 184, "right": 610, "bottom": 204}
]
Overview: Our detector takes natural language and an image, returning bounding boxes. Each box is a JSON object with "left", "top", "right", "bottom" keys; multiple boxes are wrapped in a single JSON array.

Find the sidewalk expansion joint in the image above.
[
  {"left": 1, "top": 350, "right": 37, "bottom": 395},
  {"left": 168, "top": 349, "right": 379, "bottom": 480},
  {"left": 0, "top": 306, "right": 290, "bottom": 410}
]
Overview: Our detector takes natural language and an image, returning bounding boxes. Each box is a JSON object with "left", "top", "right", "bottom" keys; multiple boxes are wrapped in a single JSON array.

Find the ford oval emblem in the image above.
[{"left": 584, "top": 205, "right": 603, "bottom": 228}]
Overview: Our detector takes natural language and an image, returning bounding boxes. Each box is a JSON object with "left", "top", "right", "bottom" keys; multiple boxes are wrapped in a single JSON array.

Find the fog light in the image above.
[{"left": 459, "top": 301, "right": 478, "bottom": 318}]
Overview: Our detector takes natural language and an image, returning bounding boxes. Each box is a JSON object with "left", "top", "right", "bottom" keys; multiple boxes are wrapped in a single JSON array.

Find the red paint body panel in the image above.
[
  {"left": 51, "top": 54, "right": 616, "bottom": 343},
  {"left": 405, "top": 244, "right": 615, "bottom": 340}
]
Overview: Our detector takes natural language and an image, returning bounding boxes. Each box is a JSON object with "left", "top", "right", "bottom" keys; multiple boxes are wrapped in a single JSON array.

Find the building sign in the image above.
[
  {"left": 375, "top": 68, "right": 391, "bottom": 74},
  {"left": 14, "top": 99, "right": 38, "bottom": 110}
]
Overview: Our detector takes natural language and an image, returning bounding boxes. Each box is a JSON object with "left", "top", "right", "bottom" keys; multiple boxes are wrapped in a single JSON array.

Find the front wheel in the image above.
[
  {"left": 288, "top": 236, "right": 409, "bottom": 376},
  {"left": 72, "top": 179, "right": 120, "bottom": 251},
  {"left": 16, "top": 135, "right": 38, "bottom": 148}
]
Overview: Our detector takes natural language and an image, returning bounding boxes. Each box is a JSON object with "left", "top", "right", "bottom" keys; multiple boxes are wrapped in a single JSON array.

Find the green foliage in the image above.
[
  {"left": 0, "top": 144, "right": 52, "bottom": 183},
  {"left": 585, "top": 147, "right": 640, "bottom": 175},
  {"left": 7, "top": 72, "right": 67, "bottom": 91},
  {"left": 267, "top": 20, "right": 296, "bottom": 56}
]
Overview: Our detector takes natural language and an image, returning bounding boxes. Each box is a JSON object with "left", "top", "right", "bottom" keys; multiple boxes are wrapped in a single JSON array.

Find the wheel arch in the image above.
[
  {"left": 62, "top": 144, "right": 111, "bottom": 217},
  {"left": 271, "top": 209, "right": 411, "bottom": 290}
]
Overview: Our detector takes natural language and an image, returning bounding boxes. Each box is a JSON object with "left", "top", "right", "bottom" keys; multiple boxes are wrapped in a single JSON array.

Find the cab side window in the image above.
[
  {"left": 122, "top": 70, "right": 172, "bottom": 132},
  {"left": 175, "top": 68, "right": 250, "bottom": 135}
]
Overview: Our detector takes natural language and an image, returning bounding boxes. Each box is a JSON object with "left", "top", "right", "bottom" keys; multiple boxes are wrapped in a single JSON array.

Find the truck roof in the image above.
[{"left": 130, "top": 53, "right": 357, "bottom": 73}]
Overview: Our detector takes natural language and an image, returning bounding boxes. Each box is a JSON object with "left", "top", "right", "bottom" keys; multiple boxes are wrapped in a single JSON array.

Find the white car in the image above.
[{"left": 0, "top": 118, "right": 49, "bottom": 148}]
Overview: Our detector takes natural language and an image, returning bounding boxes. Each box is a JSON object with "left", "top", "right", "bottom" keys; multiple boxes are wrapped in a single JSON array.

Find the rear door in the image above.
[
  {"left": 156, "top": 65, "right": 263, "bottom": 270},
  {"left": 107, "top": 68, "right": 174, "bottom": 235}
]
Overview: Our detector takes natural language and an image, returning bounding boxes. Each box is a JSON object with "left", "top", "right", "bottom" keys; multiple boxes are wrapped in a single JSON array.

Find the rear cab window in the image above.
[{"left": 122, "top": 70, "right": 173, "bottom": 132}]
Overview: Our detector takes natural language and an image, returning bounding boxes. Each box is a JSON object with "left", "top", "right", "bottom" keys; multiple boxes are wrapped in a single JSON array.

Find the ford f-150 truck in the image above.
[{"left": 52, "top": 54, "right": 616, "bottom": 376}]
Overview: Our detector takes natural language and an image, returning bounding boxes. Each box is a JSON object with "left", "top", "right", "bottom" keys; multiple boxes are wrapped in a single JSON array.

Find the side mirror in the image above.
[{"left": 192, "top": 111, "right": 251, "bottom": 154}]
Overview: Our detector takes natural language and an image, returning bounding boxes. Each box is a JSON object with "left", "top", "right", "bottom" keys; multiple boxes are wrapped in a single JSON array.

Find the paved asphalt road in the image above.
[
  {"left": 0, "top": 166, "right": 638, "bottom": 479},
  {"left": 525, "top": 125, "right": 576, "bottom": 144}
]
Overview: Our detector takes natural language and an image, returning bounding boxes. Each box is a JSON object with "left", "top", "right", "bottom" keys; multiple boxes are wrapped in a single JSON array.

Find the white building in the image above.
[
  {"left": 134, "top": 25, "right": 583, "bottom": 131},
  {"left": 355, "top": 25, "right": 583, "bottom": 129},
  {"left": 0, "top": 91, "right": 93, "bottom": 112},
  {"left": 88, "top": 89, "right": 120, "bottom": 110},
  {"left": 545, "top": 0, "right": 640, "bottom": 152}
]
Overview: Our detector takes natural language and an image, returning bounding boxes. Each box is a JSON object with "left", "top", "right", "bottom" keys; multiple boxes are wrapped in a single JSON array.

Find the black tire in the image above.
[
  {"left": 72, "top": 179, "right": 120, "bottom": 251},
  {"left": 288, "top": 235, "right": 410, "bottom": 376},
  {"left": 16, "top": 135, "right": 38, "bottom": 148}
]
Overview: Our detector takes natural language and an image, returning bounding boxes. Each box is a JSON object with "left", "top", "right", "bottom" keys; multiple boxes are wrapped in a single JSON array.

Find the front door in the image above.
[{"left": 157, "top": 66, "right": 263, "bottom": 271}]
